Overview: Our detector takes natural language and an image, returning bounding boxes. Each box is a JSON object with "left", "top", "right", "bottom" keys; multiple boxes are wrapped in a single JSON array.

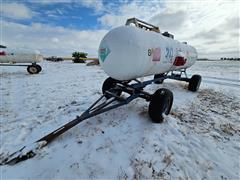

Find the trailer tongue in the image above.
[
  {"left": 0, "top": 77, "right": 164, "bottom": 165},
  {"left": 1, "top": 88, "right": 128, "bottom": 165}
]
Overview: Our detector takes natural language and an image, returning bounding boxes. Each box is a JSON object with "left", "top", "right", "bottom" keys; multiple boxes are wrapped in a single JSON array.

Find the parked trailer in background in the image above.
[{"left": 0, "top": 45, "right": 43, "bottom": 74}]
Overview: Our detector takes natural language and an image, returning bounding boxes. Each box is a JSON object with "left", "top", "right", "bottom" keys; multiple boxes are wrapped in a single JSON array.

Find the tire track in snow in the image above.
[
  {"left": 196, "top": 75, "right": 240, "bottom": 88},
  {"left": 203, "top": 80, "right": 240, "bottom": 88},
  {"left": 187, "top": 74, "right": 239, "bottom": 87},
  {"left": 203, "top": 76, "right": 240, "bottom": 83}
]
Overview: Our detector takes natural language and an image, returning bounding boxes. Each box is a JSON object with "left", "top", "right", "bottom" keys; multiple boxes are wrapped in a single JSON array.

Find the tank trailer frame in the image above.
[{"left": 1, "top": 70, "right": 201, "bottom": 165}]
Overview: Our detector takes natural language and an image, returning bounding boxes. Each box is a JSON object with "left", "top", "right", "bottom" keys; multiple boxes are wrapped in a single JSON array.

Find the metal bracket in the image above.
[{"left": 125, "top": 17, "right": 160, "bottom": 33}]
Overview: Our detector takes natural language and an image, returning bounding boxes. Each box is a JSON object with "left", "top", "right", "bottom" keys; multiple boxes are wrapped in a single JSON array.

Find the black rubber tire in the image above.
[
  {"left": 102, "top": 77, "right": 121, "bottom": 98},
  {"left": 27, "top": 65, "right": 40, "bottom": 74},
  {"left": 148, "top": 88, "right": 173, "bottom": 123},
  {"left": 36, "top": 64, "right": 42, "bottom": 72},
  {"left": 188, "top": 74, "right": 202, "bottom": 92},
  {"left": 154, "top": 74, "right": 165, "bottom": 84}
]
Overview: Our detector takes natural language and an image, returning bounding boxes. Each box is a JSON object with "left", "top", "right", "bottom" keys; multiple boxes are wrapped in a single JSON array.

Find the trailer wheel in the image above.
[
  {"left": 102, "top": 77, "right": 121, "bottom": 98},
  {"left": 36, "top": 64, "right": 42, "bottom": 72},
  {"left": 154, "top": 74, "right": 165, "bottom": 84},
  {"left": 148, "top": 88, "right": 173, "bottom": 123},
  {"left": 27, "top": 65, "right": 40, "bottom": 74},
  {"left": 188, "top": 74, "right": 201, "bottom": 92}
]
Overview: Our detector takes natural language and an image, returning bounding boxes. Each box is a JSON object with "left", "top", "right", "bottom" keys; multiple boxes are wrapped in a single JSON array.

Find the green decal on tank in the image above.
[{"left": 99, "top": 46, "right": 111, "bottom": 62}]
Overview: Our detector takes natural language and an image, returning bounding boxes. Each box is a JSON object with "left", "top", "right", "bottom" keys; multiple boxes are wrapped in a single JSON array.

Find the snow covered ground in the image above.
[{"left": 0, "top": 60, "right": 239, "bottom": 179}]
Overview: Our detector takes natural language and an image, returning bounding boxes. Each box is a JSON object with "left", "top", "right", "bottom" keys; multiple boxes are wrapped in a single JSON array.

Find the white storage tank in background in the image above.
[{"left": 0, "top": 47, "right": 43, "bottom": 64}]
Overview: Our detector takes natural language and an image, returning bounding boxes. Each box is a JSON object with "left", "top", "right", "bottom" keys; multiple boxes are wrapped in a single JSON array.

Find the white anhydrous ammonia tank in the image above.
[
  {"left": 98, "top": 26, "right": 198, "bottom": 81},
  {"left": 0, "top": 48, "right": 43, "bottom": 63}
]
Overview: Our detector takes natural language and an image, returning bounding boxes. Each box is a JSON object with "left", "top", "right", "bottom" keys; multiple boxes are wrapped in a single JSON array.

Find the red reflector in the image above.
[
  {"left": 173, "top": 56, "right": 186, "bottom": 66},
  {"left": 0, "top": 51, "right": 6, "bottom": 56}
]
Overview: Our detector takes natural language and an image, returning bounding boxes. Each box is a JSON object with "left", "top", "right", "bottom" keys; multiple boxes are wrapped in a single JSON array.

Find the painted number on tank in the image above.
[
  {"left": 148, "top": 49, "right": 152, "bottom": 56},
  {"left": 165, "top": 47, "right": 173, "bottom": 61}
]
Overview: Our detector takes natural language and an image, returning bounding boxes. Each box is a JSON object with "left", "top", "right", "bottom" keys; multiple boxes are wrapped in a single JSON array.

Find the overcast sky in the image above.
[{"left": 1, "top": 0, "right": 239, "bottom": 58}]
